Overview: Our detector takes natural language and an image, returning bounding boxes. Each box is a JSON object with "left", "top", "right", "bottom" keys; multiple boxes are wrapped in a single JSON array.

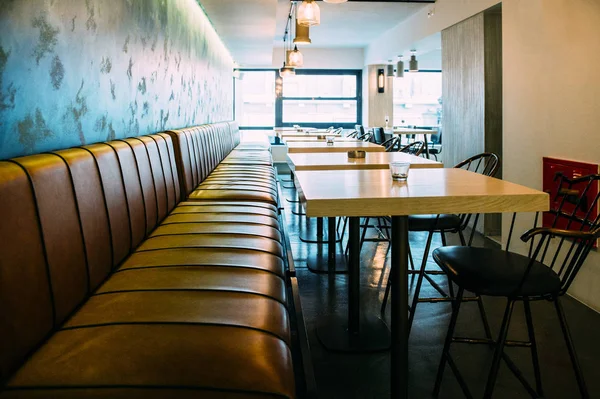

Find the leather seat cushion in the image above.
[
  {"left": 137, "top": 234, "right": 284, "bottom": 258},
  {"left": 120, "top": 247, "right": 285, "bottom": 277},
  {"left": 98, "top": 266, "right": 286, "bottom": 304},
  {"left": 152, "top": 222, "right": 282, "bottom": 242},
  {"left": 433, "top": 246, "right": 561, "bottom": 297},
  {"left": 408, "top": 214, "right": 462, "bottom": 232},
  {"left": 4, "top": 325, "right": 294, "bottom": 398},
  {"left": 171, "top": 204, "right": 279, "bottom": 220},
  {"left": 65, "top": 290, "right": 290, "bottom": 342},
  {"left": 189, "top": 188, "right": 278, "bottom": 206},
  {"left": 176, "top": 200, "right": 278, "bottom": 214},
  {"left": 162, "top": 213, "right": 280, "bottom": 229},
  {"left": 200, "top": 179, "right": 277, "bottom": 192}
]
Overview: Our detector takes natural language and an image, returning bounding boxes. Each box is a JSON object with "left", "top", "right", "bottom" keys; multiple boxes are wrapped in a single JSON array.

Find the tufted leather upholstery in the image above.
[
  {"left": 0, "top": 123, "right": 295, "bottom": 398},
  {"left": 167, "top": 122, "right": 279, "bottom": 206}
]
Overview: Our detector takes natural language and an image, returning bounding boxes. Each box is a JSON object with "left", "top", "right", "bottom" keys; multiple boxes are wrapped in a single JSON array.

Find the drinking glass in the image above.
[{"left": 390, "top": 162, "right": 410, "bottom": 180}]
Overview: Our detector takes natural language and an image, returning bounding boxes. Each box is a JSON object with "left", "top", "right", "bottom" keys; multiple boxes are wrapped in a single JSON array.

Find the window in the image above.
[
  {"left": 234, "top": 69, "right": 362, "bottom": 130},
  {"left": 281, "top": 70, "right": 362, "bottom": 129},
  {"left": 234, "top": 70, "right": 276, "bottom": 128},
  {"left": 393, "top": 71, "right": 442, "bottom": 128}
]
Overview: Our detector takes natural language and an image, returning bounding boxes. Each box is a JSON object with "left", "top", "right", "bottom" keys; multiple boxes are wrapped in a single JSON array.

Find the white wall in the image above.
[
  {"left": 502, "top": 0, "right": 600, "bottom": 311},
  {"left": 366, "top": 0, "right": 499, "bottom": 64},
  {"left": 271, "top": 47, "right": 364, "bottom": 69}
]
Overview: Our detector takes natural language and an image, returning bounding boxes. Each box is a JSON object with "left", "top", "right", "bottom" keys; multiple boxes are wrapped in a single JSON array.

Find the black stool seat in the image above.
[
  {"left": 408, "top": 214, "right": 461, "bottom": 232},
  {"left": 433, "top": 246, "right": 561, "bottom": 297}
]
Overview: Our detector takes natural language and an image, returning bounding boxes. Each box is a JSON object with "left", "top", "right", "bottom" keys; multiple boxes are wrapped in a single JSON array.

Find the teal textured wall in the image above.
[{"left": 0, "top": 0, "right": 233, "bottom": 159}]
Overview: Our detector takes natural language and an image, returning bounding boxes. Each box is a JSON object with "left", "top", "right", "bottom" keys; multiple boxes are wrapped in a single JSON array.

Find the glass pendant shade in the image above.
[
  {"left": 280, "top": 63, "right": 296, "bottom": 78},
  {"left": 297, "top": 0, "right": 320, "bottom": 27},
  {"left": 287, "top": 46, "right": 304, "bottom": 67},
  {"left": 396, "top": 59, "right": 404, "bottom": 78},
  {"left": 387, "top": 64, "right": 395, "bottom": 77},
  {"left": 409, "top": 54, "right": 419, "bottom": 72},
  {"left": 293, "top": 20, "right": 311, "bottom": 44}
]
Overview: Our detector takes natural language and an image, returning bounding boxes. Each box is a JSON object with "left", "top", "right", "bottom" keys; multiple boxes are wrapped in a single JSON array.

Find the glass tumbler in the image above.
[{"left": 390, "top": 162, "right": 410, "bottom": 180}]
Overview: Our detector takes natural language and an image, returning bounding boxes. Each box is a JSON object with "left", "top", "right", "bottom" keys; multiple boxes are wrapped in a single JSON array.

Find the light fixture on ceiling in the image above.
[
  {"left": 323, "top": 0, "right": 348, "bottom": 3},
  {"left": 287, "top": 45, "right": 304, "bottom": 67},
  {"left": 396, "top": 55, "right": 404, "bottom": 78},
  {"left": 297, "top": 0, "right": 320, "bottom": 27},
  {"left": 377, "top": 68, "right": 385, "bottom": 93},
  {"left": 280, "top": 62, "right": 296, "bottom": 78},
  {"left": 387, "top": 60, "right": 395, "bottom": 78},
  {"left": 409, "top": 51, "right": 419, "bottom": 72},
  {"left": 293, "top": 19, "right": 311, "bottom": 44}
]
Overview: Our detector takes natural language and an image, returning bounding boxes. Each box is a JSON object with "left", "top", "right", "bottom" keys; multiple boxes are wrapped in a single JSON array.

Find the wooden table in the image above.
[
  {"left": 294, "top": 168, "right": 549, "bottom": 398},
  {"left": 287, "top": 141, "right": 384, "bottom": 153},
  {"left": 393, "top": 128, "right": 438, "bottom": 159},
  {"left": 279, "top": 131, "right": 341, "bottom": 138},
  {"left": 287, "top": 152, "right": 442, "bottom": 273},
  {"left": 283, "top": 137, "right": 359, "bottom": 143},
  {"left": 287, "top": 152, "right": 442, "bottom": 172}
]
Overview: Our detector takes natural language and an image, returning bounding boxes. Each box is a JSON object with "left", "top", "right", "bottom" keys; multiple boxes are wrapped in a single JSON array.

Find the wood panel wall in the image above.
[
  {"left": 442, "top": 8, "right": 503, "bottom": 236},
  {"left": 367, "top": 65, "right": 394, "bottom": 128}
]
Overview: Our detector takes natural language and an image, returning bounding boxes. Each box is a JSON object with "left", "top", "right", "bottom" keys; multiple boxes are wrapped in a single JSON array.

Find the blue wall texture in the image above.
[{"left": 0, "top": 0, "right": 234, "bottom": 159}]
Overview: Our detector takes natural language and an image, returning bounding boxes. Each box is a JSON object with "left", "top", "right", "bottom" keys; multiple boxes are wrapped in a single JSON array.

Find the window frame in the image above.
[{"left": 234, "top": 68, "right": 362, "bottom": 130}]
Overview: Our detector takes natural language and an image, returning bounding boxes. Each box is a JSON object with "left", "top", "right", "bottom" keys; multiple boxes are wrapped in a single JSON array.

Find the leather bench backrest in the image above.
[
  {"left": 0, "top": 134, "right": 180, "bottom": 382},
  {"left": 167, "top": 121, "right": 239, "bottom": 196}
]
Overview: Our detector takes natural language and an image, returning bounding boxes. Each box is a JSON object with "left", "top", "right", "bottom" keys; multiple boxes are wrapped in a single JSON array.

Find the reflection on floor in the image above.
[{"left": 279, "top": 177, "right": 600, "bottom": 399}]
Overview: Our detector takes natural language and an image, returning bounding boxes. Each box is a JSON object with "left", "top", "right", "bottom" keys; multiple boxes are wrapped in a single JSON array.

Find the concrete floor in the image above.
[{"left": 279, "top": 174, "right": 600, "bottom": 399}]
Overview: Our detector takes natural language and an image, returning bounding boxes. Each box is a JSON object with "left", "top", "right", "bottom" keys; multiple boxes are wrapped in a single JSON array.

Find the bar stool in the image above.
[
  {"left": 381, "top": 153, "right": 500, "bottom": 337},
  {"left": 433, "top": 173, "right": 599, "bottom": 398}
]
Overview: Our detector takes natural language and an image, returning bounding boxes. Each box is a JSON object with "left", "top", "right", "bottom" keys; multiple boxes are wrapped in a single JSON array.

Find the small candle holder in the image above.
[{"left": 347, "top": 150, "right": 366, "bottom": 158}]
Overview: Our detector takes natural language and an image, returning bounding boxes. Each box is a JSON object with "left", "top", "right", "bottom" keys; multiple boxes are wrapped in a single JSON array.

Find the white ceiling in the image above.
[
  {"left": 274, "top": 1, "right": 427, "bottom": 48},
  {"left": 200, "top": 0, "right": 429, "bottom": 67},
  {"left": 198, "top": 0, "right": 279, "bottom": 66}
]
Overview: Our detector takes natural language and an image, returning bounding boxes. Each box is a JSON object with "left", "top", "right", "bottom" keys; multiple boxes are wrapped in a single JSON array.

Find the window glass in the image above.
[
  {"left": 283, "top": 75, "right": 357, "bottom": 98},
  {"left": 234, "top": 71, "right": 276, "bottom": 127},
  {"left": 393, "top": 72, "right": 442, "bottom": 127},
  {"left": 282, "top": 100, "right": 357, "bottom": 124}
]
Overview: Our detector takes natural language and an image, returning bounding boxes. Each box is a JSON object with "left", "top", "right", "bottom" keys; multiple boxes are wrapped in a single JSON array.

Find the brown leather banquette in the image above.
[{"left": 0, "top": 122, "right": 295, "bottom": 398}]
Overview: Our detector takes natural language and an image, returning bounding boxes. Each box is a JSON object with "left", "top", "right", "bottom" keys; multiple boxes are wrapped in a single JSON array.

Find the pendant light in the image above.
[
  {"left": 280, "top": 62, "right": 296, "bottom": 78},
  {"left": 293, "top": 19, "right": 311, "bottom": 44},
  {"left": 396, "top": 55, "right": 404, "bottom": 78},
  {"left": 297, "top": 0, "right": 320, "bottom": 27},
  {"left": 386, "top": 60, "right": 395, "bottom": 77},
  {"left": 409, "top": 51, "right": 419, "bottom": 72},
  {"left": 287, "top": 45, "right": 304, "bottom": 67}
]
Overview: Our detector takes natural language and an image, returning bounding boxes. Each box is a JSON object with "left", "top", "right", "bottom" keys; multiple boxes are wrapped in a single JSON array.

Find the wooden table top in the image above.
[
  {"left": 283, "top": 137, "right": 360, "bottom": 143},
  {"left": 294, "top": 168, "right": 549, "bottom": 217},
  {"left": 287, "top": 152, "right": 443, "bottom": 171},
  {"left": 393, "top": 128, "right": 438, "bottom": 135},
  {"left": 287, "top": 141, "right": 385, "bottom": 153},
  {"left": 279, "top": 132, "right": 341, "bottom": 138}
]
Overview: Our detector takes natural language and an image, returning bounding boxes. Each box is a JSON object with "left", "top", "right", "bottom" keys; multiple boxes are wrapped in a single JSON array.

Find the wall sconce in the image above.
[{"left": 377, "top": 68, "right": 385, "bottom": 93}]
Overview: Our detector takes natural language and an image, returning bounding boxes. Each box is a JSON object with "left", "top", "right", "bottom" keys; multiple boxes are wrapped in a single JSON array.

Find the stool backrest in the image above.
[
  {"left": 506, "top": 174, "right": 600, "bottom": 296},
  {"left": 399, "top": 141, "right": 425, "bottom": 157}
]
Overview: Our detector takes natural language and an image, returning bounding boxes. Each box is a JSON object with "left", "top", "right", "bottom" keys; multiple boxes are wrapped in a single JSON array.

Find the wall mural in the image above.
[{"left": 0, "top": 0, "right": 234, "bottom": 159}]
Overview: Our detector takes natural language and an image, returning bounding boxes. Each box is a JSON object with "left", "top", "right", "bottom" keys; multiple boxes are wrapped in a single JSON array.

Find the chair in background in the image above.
[
  {"left": 381, "top": 136, "right": 400, "bottom": 152},
  {"left": 381, "top": 153, "right": 500, "bottom": 336},
  {"left": 433, "top": 173, "right": 600, "bottom": 399},
  {"left": 428, "top": 131, "right": 443, "bottom": 160},
  {"left": 372, "top": 127, "right": 386, "bottom": 145},
  {"left": 399, "top": 141, "right": 425, "bottom": 157},
  {"left": 346, "top": 130, "right": 358, "bottom": 138}
]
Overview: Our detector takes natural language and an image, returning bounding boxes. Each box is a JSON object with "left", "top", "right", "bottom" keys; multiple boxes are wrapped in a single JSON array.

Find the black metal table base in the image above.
[
  {"left": 317, "top": 315, "right": 391, "bottom": 352},
  {"left": 306, "top": 250, "right": 348, "bottom": 274},
  {"left": 299, "top": 217, "right": 342, "bottom": 243}
]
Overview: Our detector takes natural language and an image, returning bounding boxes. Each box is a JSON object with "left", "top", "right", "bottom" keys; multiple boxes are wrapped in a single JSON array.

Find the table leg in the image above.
[
  {"left": 424, "top": 135, "right": 430, "bottom": 159},
  {"left": 391, "top": 216, "right": 409, "bottom": 398},
  {"left": 307, "top": 217, "right": 348, "bottom": 274},
  {"left": 300, "top": 216, "right": 342, "bottom": 244},
  {"left": 316, "top": 217, "right": 390, "bottom": 352}
]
